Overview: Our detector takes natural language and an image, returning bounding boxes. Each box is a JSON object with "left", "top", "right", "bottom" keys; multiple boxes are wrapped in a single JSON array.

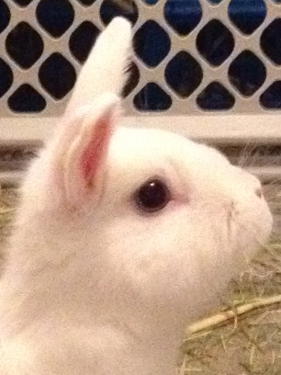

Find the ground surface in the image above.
[{"left": 0, "top": 186, "right": 281, "bottom": 375}]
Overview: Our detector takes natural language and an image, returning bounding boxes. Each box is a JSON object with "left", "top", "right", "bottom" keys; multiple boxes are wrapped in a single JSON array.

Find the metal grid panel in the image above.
[{"left": 0, "top": 0, "right": 281, "bottom": 117}]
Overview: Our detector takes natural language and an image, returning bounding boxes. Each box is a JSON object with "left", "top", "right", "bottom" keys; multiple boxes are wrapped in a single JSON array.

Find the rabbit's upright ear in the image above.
[
  {"left": 52, "top": 94, "right": 120, "bottom": 207},
  {"left": 46, "top": 17, "right": 131, "bottom": 207},
  {"left": 65, "top": 17, "right": 132, "bottom": 115}
]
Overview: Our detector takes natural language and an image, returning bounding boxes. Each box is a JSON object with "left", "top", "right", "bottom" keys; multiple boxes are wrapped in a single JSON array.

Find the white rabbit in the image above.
[{"left": 0, "top": 17, "right": 272, "bottom": 375}]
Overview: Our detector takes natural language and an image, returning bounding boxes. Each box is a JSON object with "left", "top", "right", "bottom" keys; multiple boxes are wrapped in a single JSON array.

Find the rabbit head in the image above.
[{"left": 1, "top": 17, "right": 272, "bottom": 357}]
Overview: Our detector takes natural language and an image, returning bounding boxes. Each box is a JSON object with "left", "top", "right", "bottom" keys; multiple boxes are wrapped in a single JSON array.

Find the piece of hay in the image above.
[{"left": 185, "top": 294, "right": 281, "bottom": 338}]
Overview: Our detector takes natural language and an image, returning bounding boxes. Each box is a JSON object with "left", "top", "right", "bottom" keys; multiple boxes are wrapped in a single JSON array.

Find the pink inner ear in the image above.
[{"left": 81, "top": 115, "right": 112, "bottom": 184}]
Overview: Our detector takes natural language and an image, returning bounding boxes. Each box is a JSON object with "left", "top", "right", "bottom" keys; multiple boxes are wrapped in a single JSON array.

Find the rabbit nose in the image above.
[{"left": 255, "top": 187, "right": 263, "bottom": 199}]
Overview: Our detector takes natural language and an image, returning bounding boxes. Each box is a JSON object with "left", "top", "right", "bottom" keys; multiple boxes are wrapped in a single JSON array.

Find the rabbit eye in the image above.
[{"left": 135, "top": 179, "right": 171, "bottom": 213}]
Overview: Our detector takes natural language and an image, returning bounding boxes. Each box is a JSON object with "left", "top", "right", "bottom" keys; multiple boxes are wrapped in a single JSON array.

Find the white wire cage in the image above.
[
  {"left": 0, "top": 0, "right": 281, "bottom": 184},
  {"left": 1, "top": 0, "right": 281, "bottom": 116}
]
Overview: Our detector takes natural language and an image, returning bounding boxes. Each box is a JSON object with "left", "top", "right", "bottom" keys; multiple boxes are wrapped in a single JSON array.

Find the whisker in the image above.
[{"left": 237, "top": 143, "right": 258, "bottom": 169}]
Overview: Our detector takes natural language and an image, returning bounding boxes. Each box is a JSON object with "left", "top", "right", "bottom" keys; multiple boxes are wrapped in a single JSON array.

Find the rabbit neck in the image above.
[{"left": 1, "top": 218, "right": 186, "bottom": 366}]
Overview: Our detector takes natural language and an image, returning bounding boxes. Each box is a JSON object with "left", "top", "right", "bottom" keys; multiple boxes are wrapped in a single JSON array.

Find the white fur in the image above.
[
  {"left": 0, "top": 18, "right": 272, "bottom": 375},
  {"left": 65, "top": 17, "right": 131, "bottom": 115}
]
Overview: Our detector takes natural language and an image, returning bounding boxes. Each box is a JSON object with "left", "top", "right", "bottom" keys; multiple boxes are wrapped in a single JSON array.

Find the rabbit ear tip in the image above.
[
  {"left": 109, "top": 17, "right": 132, "bottom": 29},
  {"left": 100, "top": 92, "right": 121, "bottom": 106}
]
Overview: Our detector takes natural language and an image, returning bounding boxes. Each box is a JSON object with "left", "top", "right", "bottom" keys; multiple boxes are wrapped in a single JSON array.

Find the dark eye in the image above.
[{"left": 134, "top": 179, "right": 171, "bottom": 213}]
